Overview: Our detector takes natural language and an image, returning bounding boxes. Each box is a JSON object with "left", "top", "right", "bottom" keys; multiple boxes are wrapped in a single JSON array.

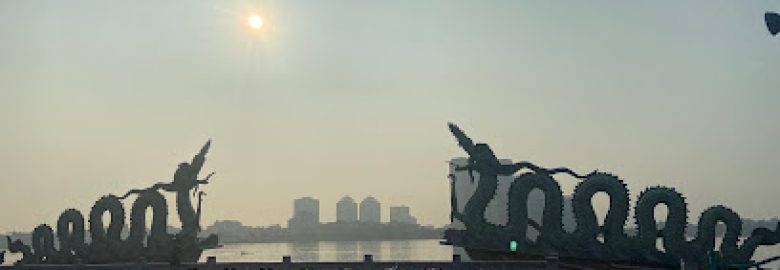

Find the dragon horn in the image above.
[
  {"left": 448, "top": 122, "right": 476, "bottom": 156},
  {"left": 199, "top": 139, "right": 211, "bottom": 156}
]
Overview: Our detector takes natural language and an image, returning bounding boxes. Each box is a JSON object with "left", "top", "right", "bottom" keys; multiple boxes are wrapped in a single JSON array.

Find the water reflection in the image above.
[
  {"left": 192, "top": 239, "right": 456, "bottom": 263},
  {"left": 385, "top": 240, "right": 412, "bottom": 261},
  {"left": 288, "top": 241, "right": 320, "bottom": 262},
  {"left": 334, "top": 241, "right": 360, "bottom": 262},
  {"left": 358, "top": 240, "right": 381, "bottom": 259}
]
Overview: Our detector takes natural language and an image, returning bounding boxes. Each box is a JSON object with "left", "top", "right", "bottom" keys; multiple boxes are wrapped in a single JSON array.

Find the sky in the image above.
[{"left": 0, "top": 1, "right": 778, "bottom": 233}]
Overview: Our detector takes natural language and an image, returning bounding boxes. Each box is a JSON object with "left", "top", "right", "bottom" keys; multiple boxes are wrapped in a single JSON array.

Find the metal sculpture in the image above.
[
  {"left": 445, "top": 123, "right": 780, "bottom": 269},
  {"left": 7, "top": 141, "right": 219, "bottom": 264},
  {"left": 767, "top": 12, "right": 780, "bottom": 36}
]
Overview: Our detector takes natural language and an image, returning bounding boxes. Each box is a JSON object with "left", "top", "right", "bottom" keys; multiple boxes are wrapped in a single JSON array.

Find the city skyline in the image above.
[{"left": 288, "top": 195, "right": 418, "bottom": 226}]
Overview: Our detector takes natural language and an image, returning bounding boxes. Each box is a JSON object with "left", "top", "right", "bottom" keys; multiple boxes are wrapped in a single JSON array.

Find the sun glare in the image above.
[{"left": 248, "top": 14, "right": 263, "bottom": 30}]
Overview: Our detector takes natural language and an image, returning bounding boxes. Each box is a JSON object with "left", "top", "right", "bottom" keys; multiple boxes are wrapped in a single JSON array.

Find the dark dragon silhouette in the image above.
[
  {"left": 444, "top": 123, "right": 780, "bottom": 269},
  {"left": 6, "top": 141, "right": 219, "bottom": 264}
]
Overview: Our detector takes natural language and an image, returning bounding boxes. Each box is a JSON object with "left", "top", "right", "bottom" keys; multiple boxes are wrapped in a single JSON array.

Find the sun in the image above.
[{"left": 248, "top": 14, "right": 263, "bottom": 30}]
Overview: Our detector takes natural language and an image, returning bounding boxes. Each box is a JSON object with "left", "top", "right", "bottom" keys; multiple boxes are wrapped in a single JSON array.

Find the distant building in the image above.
[
  {"left": 389, "top": 206, "right": 417, "bottom": 224},
  {"left": 336, "top": 196, "right": 358, "bottom": 222},
  {"left": 288, "top": 197, "right": 319, "bottom": 229},
  {"left": 359, "top": 196, "right": 381, "bottom": 223}
]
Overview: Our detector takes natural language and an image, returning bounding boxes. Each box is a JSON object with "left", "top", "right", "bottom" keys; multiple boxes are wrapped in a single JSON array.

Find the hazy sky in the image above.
[{"left": 0, "top": 1, "right": 778, "bottom": 233}]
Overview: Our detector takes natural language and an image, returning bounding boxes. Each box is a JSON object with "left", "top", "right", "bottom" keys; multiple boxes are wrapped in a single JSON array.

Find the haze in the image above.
[{"left": 0, "top": 1, "right": 778, "bottom": 233}]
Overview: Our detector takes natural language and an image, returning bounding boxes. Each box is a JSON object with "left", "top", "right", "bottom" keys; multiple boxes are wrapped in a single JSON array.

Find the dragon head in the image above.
[{"left": 449, "top": 123, "right": 500, "bottom": 167}]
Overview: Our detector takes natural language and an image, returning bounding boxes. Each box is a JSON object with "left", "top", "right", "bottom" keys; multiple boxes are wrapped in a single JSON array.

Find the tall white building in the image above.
[
  {"left": 359, "top": 196, "right": 381, "bottom": 223},
  {"left": 336, "top": 196, "right": 358, "bottom": 222}
]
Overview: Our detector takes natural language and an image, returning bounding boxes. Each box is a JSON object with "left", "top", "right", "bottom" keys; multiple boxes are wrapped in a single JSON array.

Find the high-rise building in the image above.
[
  {"left": 336, "top": 196, "right": 358, "bottom": 222},
  {"left": 389, "top": 206, "right": 417, "bottom": 224},
  {"left": 288, "top": 197, "right": 319, "bottom": 229},
  {"left": 359, "top": 196, "right": 381, "bottom": 223}
]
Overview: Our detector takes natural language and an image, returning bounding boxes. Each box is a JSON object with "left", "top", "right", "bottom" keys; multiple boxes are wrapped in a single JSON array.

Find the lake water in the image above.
[
  {"left": 0, "top": 240, "right": 462, "bottom": 265},
  {"left": 199, "top": 240, "right": 460, "bottom": 263},
  {"left": 200, "top": 240, "right": 779, "bottom": 268},
  {"left": 3, "top": 239, "right": 778, "bottom": 268}
]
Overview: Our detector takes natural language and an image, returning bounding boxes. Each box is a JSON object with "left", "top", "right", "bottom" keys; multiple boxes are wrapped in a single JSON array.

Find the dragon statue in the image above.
[
  {"left": 7, "top": 140, "right": 219, "bottom": 264},
  {"left": 444, "top": 123, "right": 780, "bottom": 269}
]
